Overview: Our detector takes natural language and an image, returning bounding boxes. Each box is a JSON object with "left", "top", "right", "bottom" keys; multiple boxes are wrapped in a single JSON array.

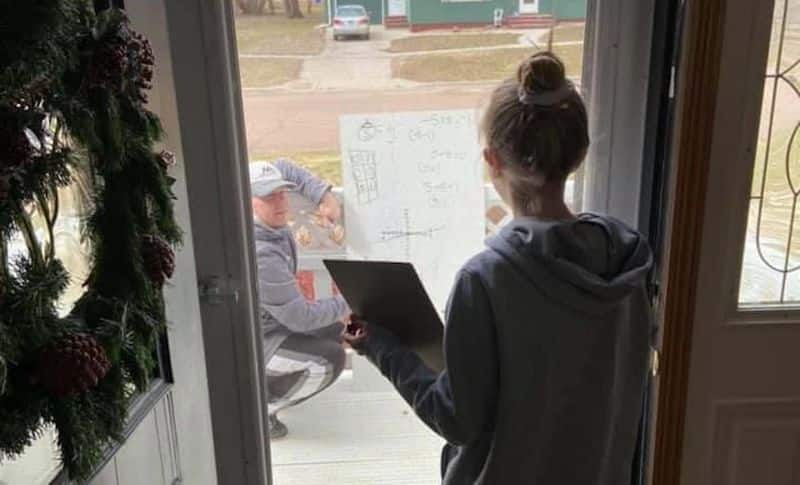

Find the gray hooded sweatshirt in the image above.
[
  {"left": 254, "top": 159, "right": 349, "bottom": 360},
  {"left": 360, "top": 214, "right": 653, "bottom": 485}
]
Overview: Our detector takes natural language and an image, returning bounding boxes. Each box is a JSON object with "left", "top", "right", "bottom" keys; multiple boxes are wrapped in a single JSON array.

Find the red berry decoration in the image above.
[
  {"left": 35, "top": 334, "right": 111, "bottom": 397},
  {"left": 141, "top": 234, "right": 175, "bottom": 287},
  {"left": 88, "top": 42, "right": 129, "bottom": 90},
  {"left": 0, "top": 175, "right": 10, "bottom": 203}
]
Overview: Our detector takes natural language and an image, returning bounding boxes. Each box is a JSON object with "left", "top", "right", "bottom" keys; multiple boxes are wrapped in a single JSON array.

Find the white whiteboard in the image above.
[{"left": 339, "top": 109, "right": 485, "bottom": 311}]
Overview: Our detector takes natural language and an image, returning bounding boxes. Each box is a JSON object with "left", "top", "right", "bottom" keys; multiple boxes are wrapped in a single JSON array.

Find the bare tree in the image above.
[
  {"left": 237, "top": 0, "right": 267, "bottom": 14},
  {"left": 284, "top": 0, "right": 304, "bottom": 18}
]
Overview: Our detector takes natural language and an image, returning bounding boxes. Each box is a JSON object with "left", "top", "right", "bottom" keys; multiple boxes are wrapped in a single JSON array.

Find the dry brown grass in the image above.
[
  {"left": 551, "top": 22, "right": 586, "bottom": 44},
  {"left": 386, "top": 33, "right": 522, "bottom": 53},
  {"left": 392, "top": 44, "right": 584, "bottom": 83},
  {"left": 233, "top": 6, "right": 325, "bottom": 55},
  {"left": 238, "top": 57, "right": 303, "bottom": 87},
  {"left": 252, "top": 151, "right": 342, "bottom": 186}
]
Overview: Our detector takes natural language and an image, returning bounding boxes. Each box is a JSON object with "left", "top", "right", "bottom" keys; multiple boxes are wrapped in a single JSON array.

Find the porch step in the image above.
[
  {"left": 385, "top": 15, "right": 409, "bottom": 29},
  {"left": 505, "top": 13, "right": 555, "bottom": 29}
]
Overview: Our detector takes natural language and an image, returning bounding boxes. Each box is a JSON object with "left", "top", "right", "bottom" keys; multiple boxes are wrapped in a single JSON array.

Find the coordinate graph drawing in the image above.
[{"left": 340, "top": 110, "right": 485, "bottom": 310}]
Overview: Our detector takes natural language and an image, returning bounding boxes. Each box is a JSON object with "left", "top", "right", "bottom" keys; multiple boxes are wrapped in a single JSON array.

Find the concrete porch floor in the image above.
[{"left": 270, "top": 368, "right": 444, "bottom": 485}]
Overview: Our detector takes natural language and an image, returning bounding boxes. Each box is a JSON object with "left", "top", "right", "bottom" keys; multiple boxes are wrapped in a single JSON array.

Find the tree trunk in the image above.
[
  {"left": 307, "top": 0, "right": 312, "bottom": 15},
  {"left": 237, "top": 0, "right": 267, "bottom": 14},
  {"left": 284, "top": 0, "right": 304, "bottom": 18},
  {"left": 267, "top": 0, "right": 275, "bottom": 14}
]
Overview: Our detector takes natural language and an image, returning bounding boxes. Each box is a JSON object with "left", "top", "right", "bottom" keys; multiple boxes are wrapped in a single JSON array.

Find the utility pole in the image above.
[{"left": 547, "top": 0, "right": 559, "bottom": 51}]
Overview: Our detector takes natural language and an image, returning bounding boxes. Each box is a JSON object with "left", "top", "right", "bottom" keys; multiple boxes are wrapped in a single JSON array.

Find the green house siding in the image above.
[
  {"left": 408, "top": 0, "right": 517, "bottom": 25},
  {"left": 540, "top": 0, "right": 586, "bottom": 20},
  {"left": 407, "top": 0, "right": 586, "bottom": 25},
  {"left": 322, "top": 0, "right": 586, "bottom": 27}
]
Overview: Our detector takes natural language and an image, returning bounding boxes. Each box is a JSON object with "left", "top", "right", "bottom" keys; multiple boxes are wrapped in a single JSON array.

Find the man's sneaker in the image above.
[{"left": 268, "top": 414, "right": 288, "bottom": 440}]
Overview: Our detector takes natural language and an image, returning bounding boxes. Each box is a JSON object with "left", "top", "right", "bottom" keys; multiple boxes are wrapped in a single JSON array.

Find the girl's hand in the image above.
[{"left": 343, "top": 316, "right": 369, "bottom": 353}]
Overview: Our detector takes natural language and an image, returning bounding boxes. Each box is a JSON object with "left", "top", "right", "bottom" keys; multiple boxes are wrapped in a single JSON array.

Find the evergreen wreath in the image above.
[{"left": 0, "top": 1, "right": 181, "bottom": 480}]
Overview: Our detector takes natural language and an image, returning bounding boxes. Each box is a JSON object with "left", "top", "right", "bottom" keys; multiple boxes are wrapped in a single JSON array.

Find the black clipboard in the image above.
[{"left": 323, "top": 259, "right": 445, "bottom": 372}]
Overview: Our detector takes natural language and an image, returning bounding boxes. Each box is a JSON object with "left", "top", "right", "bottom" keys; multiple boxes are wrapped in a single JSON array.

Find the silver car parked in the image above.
[{"left": 333, "top": 5, "right": 370, "bottom": 41}]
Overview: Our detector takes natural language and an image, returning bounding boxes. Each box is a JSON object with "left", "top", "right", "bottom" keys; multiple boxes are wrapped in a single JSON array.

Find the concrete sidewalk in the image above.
[
  {"left": 291, "top": 26, "right": 406, "bottom": 91},
  {"left": 270, "top": 368, "right": 444, "bottom": 485}
]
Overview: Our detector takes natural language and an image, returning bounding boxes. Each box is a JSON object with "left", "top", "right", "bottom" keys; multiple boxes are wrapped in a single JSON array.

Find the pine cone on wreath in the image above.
[
  {"left": 156, "top": 150, "right": 176, "bottom": 172},
  {"left": 35, "top": 334, "right": 111, "bottom": 397},
  {"left": 141, "top": 234, "right": 175, "bottom": 287}
]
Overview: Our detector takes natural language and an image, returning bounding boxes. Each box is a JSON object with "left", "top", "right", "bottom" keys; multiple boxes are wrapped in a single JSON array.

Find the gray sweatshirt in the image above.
[
  {"left": 360, "top": 214, "right": 653, "bottom": 485},
  {"left": 254, "top": 159, "right": 349, "bottom": 360}
]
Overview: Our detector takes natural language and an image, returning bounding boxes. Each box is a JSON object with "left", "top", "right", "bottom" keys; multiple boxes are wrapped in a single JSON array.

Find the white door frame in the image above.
[
  {"left": 519, "top": 0, "right": 539, "bottom": 14},
  {"left": 581, "top": 0, "right": 657, "bottom": 228},
  {"left": 163, "top": 1, "right": 271, "bottom": 484}
]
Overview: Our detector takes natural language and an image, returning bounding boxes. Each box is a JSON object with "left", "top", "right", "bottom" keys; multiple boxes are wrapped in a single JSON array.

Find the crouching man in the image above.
[{"left": 249, "top": 160, "right": 349, "bottom": 439}]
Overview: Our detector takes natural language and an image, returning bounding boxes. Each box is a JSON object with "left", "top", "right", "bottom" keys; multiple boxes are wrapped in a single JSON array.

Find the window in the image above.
[
  {"left": 738, "top": 0, "right": 800, "bottom": 306},
  {"left": 0, "top": 147, "right": 174, "bottom": 485},
  {"left": 0, "top": 2, "right": 175, "bottom": 482}
]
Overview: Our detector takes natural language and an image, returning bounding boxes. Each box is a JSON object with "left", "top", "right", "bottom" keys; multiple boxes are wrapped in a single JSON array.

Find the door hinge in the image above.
[
  {"left": 669, "top": 65, "right": 676, "bottom": 99},
  {"left": 198, "top": 275, "right": 240, "bottom": 305},
  {"left": 650, "top": 347, "right": 661, "bottom": 378}
]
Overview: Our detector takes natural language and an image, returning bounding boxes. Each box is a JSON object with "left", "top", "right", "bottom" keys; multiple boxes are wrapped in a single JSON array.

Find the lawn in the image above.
[
  {"left": 552, "top": 22, "right": 586, "bottom": 44},
  {"left": 392, "top": 44, "right": 584, "bottom": 83},
  {"left": 251, "top": 150, "right": 499, "bottom": 188},
  {"left": 386, "top": 33, "right": 522, "bottom": 53},
  {"left": 238, "top": 57, "right": 303, "bottom": 88},
  {"left": 252, "top": 150, "right": 342, "bottom": 186},
  {"left": 233, "top": 7, "right": 325, "bottom": 56}
]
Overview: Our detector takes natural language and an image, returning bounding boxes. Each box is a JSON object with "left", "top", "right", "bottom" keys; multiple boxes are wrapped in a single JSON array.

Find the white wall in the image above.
[{"left": 91, "top": 396, "right": 182, "bottom": 485}]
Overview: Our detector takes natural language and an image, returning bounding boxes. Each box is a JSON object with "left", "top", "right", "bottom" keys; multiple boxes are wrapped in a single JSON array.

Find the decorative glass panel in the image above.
[{"left": 739, "top": 0, "right": 800, "bottom": 306}]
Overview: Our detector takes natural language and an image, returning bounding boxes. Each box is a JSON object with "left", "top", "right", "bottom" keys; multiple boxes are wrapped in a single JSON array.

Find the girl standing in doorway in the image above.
[{"left": 346, "top": 52, "right": 653, "bottom": 484}]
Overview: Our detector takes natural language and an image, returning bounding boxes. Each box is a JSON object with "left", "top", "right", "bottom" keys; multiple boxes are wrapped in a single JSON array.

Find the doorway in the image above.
[
  {"left": 387, "top": 0, "right": 406, "bottom": 17},
  {"left": 156, "top": 0, "right": 671, "bottom": 482},
  {"left": 520, "top": 0, "right": 539, "bottom": 14},
  {"left": 223, "top": 0, "right": 665, "bottom": 482}
]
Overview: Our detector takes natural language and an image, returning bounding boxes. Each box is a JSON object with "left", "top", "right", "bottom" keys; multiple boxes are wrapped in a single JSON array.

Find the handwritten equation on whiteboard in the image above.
[{"left": 339, "top": 110, "right": 486, "bottom": 310}]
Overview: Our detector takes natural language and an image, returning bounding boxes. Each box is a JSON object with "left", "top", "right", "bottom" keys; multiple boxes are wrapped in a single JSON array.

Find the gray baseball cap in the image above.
[{"left": 249, "top": 161, "right": 296, "bottom": 197}]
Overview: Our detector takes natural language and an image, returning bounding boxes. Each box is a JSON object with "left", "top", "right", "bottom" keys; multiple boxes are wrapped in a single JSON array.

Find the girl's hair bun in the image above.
[
  {"left": 481, "top": 50, "right": 588, "bottom": 195},
  {"left": 517, "top": 52, "right": 567, "bottom": 96}
]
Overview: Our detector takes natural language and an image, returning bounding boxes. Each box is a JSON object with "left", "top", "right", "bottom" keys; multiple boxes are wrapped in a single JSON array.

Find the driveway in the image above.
[{"left": 287, "top": 26, "right": 416, "bottom": 91}]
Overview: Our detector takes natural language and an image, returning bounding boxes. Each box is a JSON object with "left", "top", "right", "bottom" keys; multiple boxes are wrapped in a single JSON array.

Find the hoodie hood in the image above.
[
  {"left": 487, "top": 213, "right": 652, "bottom": 315},
  {"left": 253, "top": 218, "right": 291, "bottom": 242}
]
